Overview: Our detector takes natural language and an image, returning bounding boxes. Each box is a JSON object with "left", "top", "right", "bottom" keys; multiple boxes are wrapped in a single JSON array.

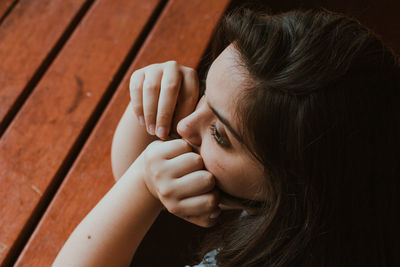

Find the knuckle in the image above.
[
  {"left": 130, "top": 70, "right": 141, "bottom": 80},
  {"left": 185, "top": 67, "right": 197, "bottom": 78},
  {"left": 184, "top": 68, "right": 198, "bottom": 81},
  {"left": 163, "top": 82, "right": 179, "bottom": 94},
  {"left": 142, "top": 80, "right": 158, "bottom": 92},
  {"left": 202, "top": 172, "right": 215, "bottom": 188},
  {"left": 183, "top": 66, "right": 195, "bottom": 75},
  {"left": 147, "top": 140, "right": 161, "bottom": 151},
  {"left": 189, "top": 153, "right": 203, "bottom": 165},
  {"left": 166, "top": 60, "right": 178, "bottom": 68},
  {"left": 176, "top": 139, "right": 191, "bottom": 150},
  {"left": 131, "top": 104, "right": 143, "bottom": 114},
  {"left": 152, "top": 169, "right": 163, "bottom": 180},
  {"left": 206, "top": 195, "right": 217, "bottom": 210},
  {"left": 143, "top": 64, "right": 159, "bottom": 72},
  {"left": 158, "top": 185, "right": 173, "bottom": 198}
]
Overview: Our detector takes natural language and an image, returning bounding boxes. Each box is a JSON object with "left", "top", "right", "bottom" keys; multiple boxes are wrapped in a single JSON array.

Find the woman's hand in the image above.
[
  {"left": 138, "top": 139, "right": 220, "bottom": 227},
  {"left": 130, "top": 61, "right": 199, "bottom": 140}
]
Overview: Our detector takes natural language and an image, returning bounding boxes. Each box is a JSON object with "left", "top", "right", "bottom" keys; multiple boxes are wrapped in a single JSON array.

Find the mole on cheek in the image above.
[{"left": 88, "top": 235, "right": 91, "bottom": 239}]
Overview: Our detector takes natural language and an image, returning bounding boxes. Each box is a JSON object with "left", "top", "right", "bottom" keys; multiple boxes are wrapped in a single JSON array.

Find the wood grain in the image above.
[
  {"left": 14, "top": 0, "right": 231, "bottom": 266},
  {"left": 0, "top": 0, "right": 162, "bottom": 265},
  {"left": 0, "top": 0, "right": 91, "bottom": 133}
]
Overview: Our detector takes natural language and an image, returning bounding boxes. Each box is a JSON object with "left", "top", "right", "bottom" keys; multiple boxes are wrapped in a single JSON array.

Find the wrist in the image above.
[{"left": 127, "top": 155, "right": 163, "bottom": 210}]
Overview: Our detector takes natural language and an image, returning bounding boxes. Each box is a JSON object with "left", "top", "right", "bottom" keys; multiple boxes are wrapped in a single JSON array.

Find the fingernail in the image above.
[
  {"left": 139, "top": 116, "right": 144, "bottom": 126},
  {"left": 157, "top": 126, "right": 166, "bottom": 138},
  {"left": 148, "top": 124, "right": 155, "bottom": 135},
  {"left": 209, "top": 210, "right": 221, "bottom": 219}
]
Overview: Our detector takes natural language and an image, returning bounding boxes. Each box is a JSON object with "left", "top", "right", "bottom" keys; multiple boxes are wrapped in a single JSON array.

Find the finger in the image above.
[
  {"left": 168, "top": 170, "right": 215, "bottom": 199},
  {"left": 156, "top": 61, "right": 182, "bottom": 140},
  {"left": 171, "top": 67, "right": 199, "bottom": 133},
  {"left": 129, "top": 70, "right": 145, "bottom": 125},
  {"left": 166, "top": 191, "right": 219, "bottom": 217},
  {"left": 167, "top": 152, "right": 204, "bottom": 176},
  {"left": 143, "top": 69, "right": 163, "bottom": 135},
  {"left": 176, "top": 170, "right": 216, "bottom": 198},
  {"left": 148, "top": 139, "right": 192, "bottom": 159}
]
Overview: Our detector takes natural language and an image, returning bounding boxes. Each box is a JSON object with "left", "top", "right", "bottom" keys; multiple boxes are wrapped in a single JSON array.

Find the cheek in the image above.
[
  {"left": 199, "top": 138, "right": 232, "bottom": 190},
  {"left": 199, "top": 138, "right": 244, "bottom": 194},
  {"left": 200, "top": 138, "right": 267, "bottom": 200},
  {"left": 199, "top": 138, "right": 225, "bottom": 174}
]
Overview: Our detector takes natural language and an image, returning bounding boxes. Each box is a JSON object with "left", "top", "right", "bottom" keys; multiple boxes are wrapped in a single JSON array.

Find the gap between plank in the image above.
[{"left": 0, "top": 0, "right": 19, "bottom": 26}]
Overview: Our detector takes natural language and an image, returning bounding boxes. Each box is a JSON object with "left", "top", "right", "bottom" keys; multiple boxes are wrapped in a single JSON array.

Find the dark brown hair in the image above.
[{"left": 201, "top": 8, "right": 400, "bottom": 266}]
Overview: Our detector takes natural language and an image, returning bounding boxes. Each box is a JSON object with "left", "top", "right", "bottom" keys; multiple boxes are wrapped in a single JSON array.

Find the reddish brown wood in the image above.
[
  {"left": 0, "top": 0, "right": 90, "bottom": 131},
  {"left": 0, "top": 0, "right": 162, "bottom": 265},
  {"left": 14, "top": 0, "right": 231, "bottom": 265},
  {"left": 0, "top": 0, "right": 16, "bottom": 19}
]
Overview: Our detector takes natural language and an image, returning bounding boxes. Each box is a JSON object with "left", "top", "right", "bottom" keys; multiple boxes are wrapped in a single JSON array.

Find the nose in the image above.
[{"left": 177, "top": 110, "right": 203, "bottom": 150}]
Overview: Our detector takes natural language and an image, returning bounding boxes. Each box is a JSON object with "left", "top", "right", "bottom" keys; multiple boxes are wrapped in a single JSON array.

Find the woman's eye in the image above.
[{"left": 210, "top": 124, "right": 230, "bottom": 148}]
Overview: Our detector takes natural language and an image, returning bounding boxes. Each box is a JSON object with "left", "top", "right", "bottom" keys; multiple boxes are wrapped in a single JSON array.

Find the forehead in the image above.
[{"left": 206, "top": 45, "right": 248, "bottom": 122}]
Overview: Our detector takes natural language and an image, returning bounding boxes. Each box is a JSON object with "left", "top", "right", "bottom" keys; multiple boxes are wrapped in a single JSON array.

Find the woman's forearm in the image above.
[
  {"left": 53, "top": 160, "right": 162, "bottom": 267},
  {"left": 111, "top": 103, "right": 156, "bottom": 180}
]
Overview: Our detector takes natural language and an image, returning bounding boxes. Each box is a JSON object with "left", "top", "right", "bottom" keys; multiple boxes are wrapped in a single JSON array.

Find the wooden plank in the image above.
[
  {"left": 0, "top": 0, "right": 16, "bottom": 20},
  {"left": 0, "top": 0, "right": 162, "bottom": 265},
  {"left": 15, "top": 0, "right": 231, "bottom": 266},
  {"left": 0, "top": 0, "right": 91, "bottom": 133}
]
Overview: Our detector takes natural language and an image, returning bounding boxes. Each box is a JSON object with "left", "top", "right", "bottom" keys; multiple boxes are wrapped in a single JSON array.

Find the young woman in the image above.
[{"left": 54, "top": 8, "right": 400, "bottom": 266}]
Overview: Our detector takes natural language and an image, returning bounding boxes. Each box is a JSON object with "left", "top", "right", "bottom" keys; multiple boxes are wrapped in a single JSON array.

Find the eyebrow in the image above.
[{"left": 206, "top": 101, "right": 243, "bottom": 143}]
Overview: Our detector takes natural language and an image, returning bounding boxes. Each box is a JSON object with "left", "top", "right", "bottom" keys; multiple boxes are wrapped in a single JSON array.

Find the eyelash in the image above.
[{"left": 210, "top": 124, "right": 229, "bottom": 147}]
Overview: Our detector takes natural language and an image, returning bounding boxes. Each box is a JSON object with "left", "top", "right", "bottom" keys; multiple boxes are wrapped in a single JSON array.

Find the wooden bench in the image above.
[
  {"left": 0, "top": 1, "right": 231, "bottom": 265},
  {"left": 0, "top": 0, "right": 398, "bottom": 266}
]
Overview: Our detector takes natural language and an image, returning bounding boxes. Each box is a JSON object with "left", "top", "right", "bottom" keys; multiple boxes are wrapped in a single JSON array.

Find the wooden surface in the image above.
[
  {"left": 0, "top": 0, "right": 91, "bottom": 134},
  {"left": 0, "top": 0, "right": 163, "bottom": 265},
  {"left": 0, "top": 0, "right": 398, "bottom": 266},
  {"left": 15, "top": 0, "right": 231, "bottom": 265},
  {"left": 0, "top": 0, "right": 231, "bottom": 266}
]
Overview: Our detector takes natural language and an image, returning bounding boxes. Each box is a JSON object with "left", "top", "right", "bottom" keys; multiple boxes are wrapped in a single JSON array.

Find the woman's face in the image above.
[{"left": 177, "top": 45, "right": 266, "bottom": 202}]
